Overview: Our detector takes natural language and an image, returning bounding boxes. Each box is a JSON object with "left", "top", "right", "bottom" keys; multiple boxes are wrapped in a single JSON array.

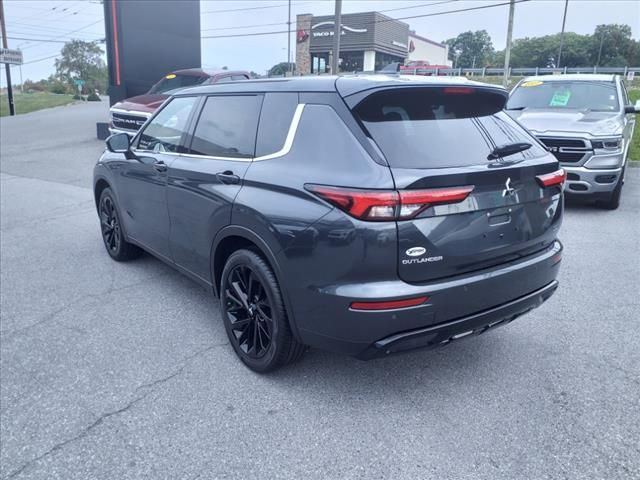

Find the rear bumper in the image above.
[
  {"left": 564, "top": 165, "right": 622, "bottom": 196},
  {"left": 295, "top": 240, "right": 562, "bottom": 357},
  {"left": 357, "top": 280, "right": 558, "bottom": 359}
]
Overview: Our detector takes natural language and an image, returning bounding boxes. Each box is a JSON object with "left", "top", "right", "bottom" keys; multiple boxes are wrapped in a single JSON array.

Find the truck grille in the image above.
[
  {"left": 111, "top": 111, "right": 149, "bottom": 132},
  {"left": 537, "top": 137, "right": 592, "bottom": 163}
]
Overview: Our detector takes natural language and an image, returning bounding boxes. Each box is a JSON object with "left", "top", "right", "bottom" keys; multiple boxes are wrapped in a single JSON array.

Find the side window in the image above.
[
  {"left": 232, "top": 75, "right": 248, "bottom": 81},
  {"left": 189, "top": 95, "right": 263, "bottom": 158},
  {"left": 137, "top": 96, "right": 197, "bottom": 153},
  {"left": 216, "top": 76, "right": 233, "bottom": 84},
  {"left": 255, "top": 92, "right": 298, "bottom": 157}
]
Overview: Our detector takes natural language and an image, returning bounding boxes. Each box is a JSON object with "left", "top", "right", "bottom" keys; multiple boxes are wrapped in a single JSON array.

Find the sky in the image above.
[{"left": 2, "top": 0, "right": 639, "bottom": 85}]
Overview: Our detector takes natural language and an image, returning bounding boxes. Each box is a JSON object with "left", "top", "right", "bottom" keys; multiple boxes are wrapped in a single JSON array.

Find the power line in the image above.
[
  {"left": 19, "top": 19, "right": 103, "bottom": 50},
  {"left": 21, "top": 53, "right": 61, "bottom": 65},
  {"left": 7, "top": 36, "right": 69, "bottom": 44},
  {"left": 201, "top": 0, "right": 459, "bottom": 33},
  {"left": 201, "top": 0, "right": 530, "bottom": 40},
  {"left": 202, "top": 1, "right": 313, "bottom": 15}
]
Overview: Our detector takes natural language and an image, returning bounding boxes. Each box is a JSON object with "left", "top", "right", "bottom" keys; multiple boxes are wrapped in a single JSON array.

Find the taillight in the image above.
[
  {"left": 305, "top": 185, "right": 474, "bottom": 221},
  {"left": 536, "top": 169, "right": 566, "bottom": 188},
  {"left": 443, "top": 87, "right": 474, "bottom": 95},
  {"left": 350, "top": 296, "right": 429, "bottom": 311}
]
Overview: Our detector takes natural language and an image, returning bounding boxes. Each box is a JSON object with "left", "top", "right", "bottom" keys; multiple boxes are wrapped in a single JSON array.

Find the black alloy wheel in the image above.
[
  {"left": 220, "top": 249, "right": 305, "bottom": 372},
  {"left": 98, "top": 188, "right": 142, "bottom": 261},
  {"left": 100, "top": 195, "right": 121, "bottom": 254},
  {"left": 225, "top": 264, "right": 274, "bottom": 358}
]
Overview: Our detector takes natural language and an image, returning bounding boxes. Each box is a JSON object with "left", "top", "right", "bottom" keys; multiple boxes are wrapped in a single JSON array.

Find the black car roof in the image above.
[{"left": 175, "top": 74, "right": 506, "bottom": 97}]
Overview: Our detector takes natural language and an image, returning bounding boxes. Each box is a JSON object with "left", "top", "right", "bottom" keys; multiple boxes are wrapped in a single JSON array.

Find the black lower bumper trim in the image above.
[{"left": 357, "top": 280, "right": 559, "bottom": 360}]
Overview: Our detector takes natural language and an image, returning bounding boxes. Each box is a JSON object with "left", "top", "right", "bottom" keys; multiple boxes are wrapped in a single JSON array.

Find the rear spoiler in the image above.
[{"left": 343, "top": 84, "right": 509, "bottom": 118}]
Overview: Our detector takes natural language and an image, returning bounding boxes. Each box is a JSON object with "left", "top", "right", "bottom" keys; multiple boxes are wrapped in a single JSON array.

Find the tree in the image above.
[
  {"left": 508, "top": 32, "right": 591, "bottom": 68},
  {"left": 55, "top": 40, "right": 108, "bottom": 93},
  {"left": 590, "top": 24, "right": 635, "bottom": 67},
  {"left": 268, "top": 62, "right": 295, "bottom": 76},
  {"left": 443, "top": 30, "right": 494, "bottom": 68}
]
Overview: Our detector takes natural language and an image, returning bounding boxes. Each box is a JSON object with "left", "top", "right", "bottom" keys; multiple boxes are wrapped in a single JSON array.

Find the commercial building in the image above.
[{"left": 295, "top": 12, "right": 450, "bottom": 74}]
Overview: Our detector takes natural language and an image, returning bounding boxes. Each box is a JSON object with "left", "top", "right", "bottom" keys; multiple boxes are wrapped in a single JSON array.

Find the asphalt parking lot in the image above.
[{"left": 1, "top": 101, "right": 639, "bottom": 480}]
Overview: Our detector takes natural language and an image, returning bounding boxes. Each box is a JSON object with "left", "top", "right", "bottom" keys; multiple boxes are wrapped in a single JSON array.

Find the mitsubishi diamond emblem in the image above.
[{"left": 502, "top": 177, "right": 515, "bottom": 197}]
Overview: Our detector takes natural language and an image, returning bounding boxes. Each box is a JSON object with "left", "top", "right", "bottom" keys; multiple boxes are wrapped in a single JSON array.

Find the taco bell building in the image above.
[{"left": 295, "top": 11, "right": 451, "bottom": 74}]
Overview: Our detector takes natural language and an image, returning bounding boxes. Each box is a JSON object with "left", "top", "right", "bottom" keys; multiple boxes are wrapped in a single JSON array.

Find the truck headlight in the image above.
[{"left": 591, "top": 137, "right": 623, "bottom": 152}]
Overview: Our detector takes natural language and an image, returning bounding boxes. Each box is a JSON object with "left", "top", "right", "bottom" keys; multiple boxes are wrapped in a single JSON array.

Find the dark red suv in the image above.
[{"left": 109, "top": 68, "right": 250, "bottom": 136}]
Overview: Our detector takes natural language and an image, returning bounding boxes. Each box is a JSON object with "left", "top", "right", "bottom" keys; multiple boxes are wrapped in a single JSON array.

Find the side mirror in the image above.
[
  {"left": 625, "top": 100, "right": 640, "bottom": 114},
  {"left": 106, "top": 132, "right": 131, "bottom": 153}
]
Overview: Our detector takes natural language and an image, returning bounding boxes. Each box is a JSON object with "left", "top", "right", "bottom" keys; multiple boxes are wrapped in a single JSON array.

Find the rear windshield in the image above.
[
  {"left": 507, "top": 80, "right": 619, "bottom": 112},
  {"left": 353, "top": 87, "right": 544, "bottom": 169},
  {"left": 149, "top": 74, "right": 208, "bottom": 94}
]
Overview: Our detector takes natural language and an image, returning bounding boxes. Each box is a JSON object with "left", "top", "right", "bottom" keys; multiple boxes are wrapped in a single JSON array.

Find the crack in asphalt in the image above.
[
  {"left": 1, "top": 271, "right": 177, "bottom": 341},
  {"left": 5, "top": 343, "right": 226, "bottom": 479}
]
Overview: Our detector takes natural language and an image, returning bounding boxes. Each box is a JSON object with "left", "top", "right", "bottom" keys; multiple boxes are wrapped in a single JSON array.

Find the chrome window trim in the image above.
[
  {"left": 253, "top": 103, "right": 305, "bottom": 161},
  {"left": 129, "top": 103, "right": 306, "bottom": 163}
]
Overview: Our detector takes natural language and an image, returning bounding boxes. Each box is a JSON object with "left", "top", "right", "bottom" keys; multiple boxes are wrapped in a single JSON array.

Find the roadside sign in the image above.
[
  {"left": 627, "top": 71, "right": 635, "bottom": 82},
  {"left": 73, "top": 79, "right": 86, "bottom": 86},
  {"left": 0, "top": 48, "right": 23, "bottom": 65}
]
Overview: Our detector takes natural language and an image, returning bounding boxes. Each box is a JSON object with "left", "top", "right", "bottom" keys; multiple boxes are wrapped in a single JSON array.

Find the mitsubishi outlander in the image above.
[{"left": 94, "top": 75, "right": 564, "bottom": 372}]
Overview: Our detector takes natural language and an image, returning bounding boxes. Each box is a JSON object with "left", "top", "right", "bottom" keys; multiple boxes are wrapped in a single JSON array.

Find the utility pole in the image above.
[
  {"left": 557, "top": 0, "right": 569, "bottom": 69},
  {"left": 287, "top": 0, "right": 292, "bottom": 75},
  {"left": 331, "top": 0, "right": 342, "bottom": 75},
  {"left": 0, "top": 0, "right": 16, "bottom": 116},
  {"left": 596, "top": 31, "right": 605, "bottom": 67},
  {"left": 502, "top": 0, "right": 515, "bottom": 88}
]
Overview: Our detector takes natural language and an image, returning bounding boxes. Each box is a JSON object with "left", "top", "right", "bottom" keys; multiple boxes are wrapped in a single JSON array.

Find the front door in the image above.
[{"left": 119, "top": 96, "right": 199, "bottom": 259}]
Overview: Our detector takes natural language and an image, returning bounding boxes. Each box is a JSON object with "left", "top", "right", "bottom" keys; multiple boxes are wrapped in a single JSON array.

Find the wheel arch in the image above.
[
  {"left": 93, "top": 177, "right": 111, "bottom": 211},
  {"left": 211, "top": 226, "right": 302, "bottom": 342}
]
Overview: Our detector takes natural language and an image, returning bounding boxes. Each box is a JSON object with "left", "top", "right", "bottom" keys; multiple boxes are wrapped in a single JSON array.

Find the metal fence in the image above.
[{"left": 395, "top": 66, "right": 640, "bottom": 77}]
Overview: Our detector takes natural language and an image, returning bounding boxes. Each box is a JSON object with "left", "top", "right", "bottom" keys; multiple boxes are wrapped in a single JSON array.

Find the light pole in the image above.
[
  {"left": 331, "top": 0, "right": 342, "bottom": 75},
  {"left": 287, "top": 0, "right": 292, "bottom": 75},
  {"left": 503, "top": 0, "right": 515, "bottom": 88},
  {"left": 557, "top": 0, "right": 569, "bottom": 69}
]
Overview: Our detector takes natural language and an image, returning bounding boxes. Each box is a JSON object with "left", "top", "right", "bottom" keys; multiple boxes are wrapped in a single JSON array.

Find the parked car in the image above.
[
  {"left": 108, "top": 68, "right": 250, "bottom": 136},
  {"left": 506, "top": 74, "right": 638, "bottom": 209},
  {"left": 94, "top": 75, "right": 564, "bottom": 372}
]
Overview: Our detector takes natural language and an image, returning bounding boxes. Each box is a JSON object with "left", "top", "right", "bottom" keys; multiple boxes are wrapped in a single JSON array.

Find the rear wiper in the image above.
[
  {"left": 487, "top": 142, "right": 532, "bottom": 160},
  {"left": 505, "top": 106, "right": 527, "bottom": 111}
]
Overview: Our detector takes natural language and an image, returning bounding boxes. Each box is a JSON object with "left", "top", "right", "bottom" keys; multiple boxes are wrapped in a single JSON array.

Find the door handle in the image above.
[
  {"left": 216, "top": 170, "right": 241, "bottom": 185},
  {"left": 153, "top": 160, "right": 168, "bottom": 172}
]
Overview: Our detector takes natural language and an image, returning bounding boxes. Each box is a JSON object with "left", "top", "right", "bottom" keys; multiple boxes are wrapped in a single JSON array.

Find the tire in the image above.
[
  {"left": 598, "top": 167, "right": 624, "bottom": 210},
  {"left": 98, "top": 188, "right": 143, "bottom": 261},
  {"left": 220, "top": 249, "right": 305, "bottom": 372}
]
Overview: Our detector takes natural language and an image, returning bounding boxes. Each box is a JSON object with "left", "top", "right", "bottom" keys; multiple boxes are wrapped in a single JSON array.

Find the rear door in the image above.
[
  {"left": 167, "top": 94, "right": 263, "bottom": 281},
  {"left": 350, "top": 86, "right": 563, "bottom": 283}
]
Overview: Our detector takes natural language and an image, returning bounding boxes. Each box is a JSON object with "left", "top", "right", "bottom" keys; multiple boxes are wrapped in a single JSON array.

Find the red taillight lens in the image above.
[
  {"left": 350, "top": 296, "right": 429, "bottom": 311},
  {"left": 536, "top": 169, "right": 566, "bottom": 188},
  {"left": 443, "top": 87, "right": 475, "bottom": 95},
  {"left": 305, "top": 186, "right": 398, "bottom": 220},
  {"left": 305, "top": 185, "right": 474, "bottom": 221}
]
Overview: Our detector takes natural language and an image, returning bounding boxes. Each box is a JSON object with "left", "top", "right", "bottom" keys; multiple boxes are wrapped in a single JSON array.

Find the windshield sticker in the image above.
[
  {"left": 522, "top": 80, "right": 543, "bottom": 87},
  {"left": 549, "top": 90, "right": 571, "bottom": 107}
]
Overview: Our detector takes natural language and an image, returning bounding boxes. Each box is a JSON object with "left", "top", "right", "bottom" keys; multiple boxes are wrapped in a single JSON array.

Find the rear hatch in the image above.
[{"left": 347, "top": 83, "right": 563, "bottom": 283}]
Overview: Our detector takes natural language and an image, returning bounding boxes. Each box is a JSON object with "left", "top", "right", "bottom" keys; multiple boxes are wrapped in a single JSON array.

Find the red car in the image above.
[{"left": 109, "top": 68, "right": 250, "bottom": 135}]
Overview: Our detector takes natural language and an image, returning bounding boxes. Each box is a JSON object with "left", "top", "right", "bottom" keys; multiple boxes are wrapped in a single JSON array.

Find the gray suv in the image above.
[
  {"left": 507, "top": 74, "right": 638, "bottom": 209},
  {"left": 95, "top": 75, "right": 563, "bottom": 372}
]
